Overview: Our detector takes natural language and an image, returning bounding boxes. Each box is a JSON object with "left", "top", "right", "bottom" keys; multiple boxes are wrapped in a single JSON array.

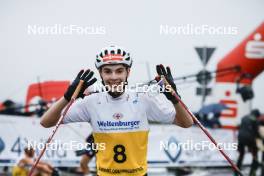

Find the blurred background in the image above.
[{"left": 0, "top": 0, "right": 264, "bottom": 175}]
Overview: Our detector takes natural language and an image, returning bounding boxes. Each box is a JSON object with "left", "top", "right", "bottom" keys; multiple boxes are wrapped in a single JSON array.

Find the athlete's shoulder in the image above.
[{"left": 82, "top": 91, "right": 107, "bottom": 103}]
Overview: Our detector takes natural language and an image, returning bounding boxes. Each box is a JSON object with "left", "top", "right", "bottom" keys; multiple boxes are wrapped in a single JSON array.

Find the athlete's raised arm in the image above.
[
  {"left": 40, "top": 69, "right": 97, "bottom": 128},
  {"left": 156, "top": 64, "right": 193, "bottom": 128}
]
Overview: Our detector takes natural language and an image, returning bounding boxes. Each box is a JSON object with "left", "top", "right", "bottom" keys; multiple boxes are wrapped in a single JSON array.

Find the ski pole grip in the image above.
[
  {"left": 72, "top": 80, "right": 84, "bottom": 99},
  {"left": 160, "top": 75, "right": 176, "bottom": 95}
]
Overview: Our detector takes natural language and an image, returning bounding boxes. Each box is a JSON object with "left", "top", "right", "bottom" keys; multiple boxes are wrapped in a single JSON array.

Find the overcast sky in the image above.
[{"left": 0, "top": 0, "right": 263, "bottom": 111}]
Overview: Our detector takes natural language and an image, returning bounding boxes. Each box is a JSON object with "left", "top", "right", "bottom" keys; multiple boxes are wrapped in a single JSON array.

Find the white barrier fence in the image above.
[{"left": 0, "top": 115, "right": 251, "bottom": 167}]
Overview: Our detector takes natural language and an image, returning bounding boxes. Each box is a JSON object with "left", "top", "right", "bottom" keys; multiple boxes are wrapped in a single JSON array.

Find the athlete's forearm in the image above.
[
  {"left": 38, "top": 161, "right": 53, "bottom": 169},
  {"left": 173, "top": 103, "right": 193, "bottom": 128},
  {"left": 80, "top": 155, "right": 90, "bottom": 174},
  {"left": 40, "top": 97, "right": 68, "bottom": 128},
  {"left": 36, "top": 163, "right": 53, "bottom": 174}
]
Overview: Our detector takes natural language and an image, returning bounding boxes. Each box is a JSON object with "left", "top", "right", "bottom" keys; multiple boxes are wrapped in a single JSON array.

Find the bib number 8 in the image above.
[{"left": 113, "top": 145, "right": 126, "bottom": 163}]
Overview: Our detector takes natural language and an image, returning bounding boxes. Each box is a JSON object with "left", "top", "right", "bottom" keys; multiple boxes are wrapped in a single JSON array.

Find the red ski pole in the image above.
[
  {"left": 28, "top": 80, "right": 84, "bottom": 176},
  {"left": 160, "top": 76, "right": 243, "bottom": 176}
]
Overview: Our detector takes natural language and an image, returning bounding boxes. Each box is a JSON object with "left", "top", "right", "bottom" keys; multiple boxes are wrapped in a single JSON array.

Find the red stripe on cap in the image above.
[{"left": 103, "top": 54, "right": 124, "bottom": 62}]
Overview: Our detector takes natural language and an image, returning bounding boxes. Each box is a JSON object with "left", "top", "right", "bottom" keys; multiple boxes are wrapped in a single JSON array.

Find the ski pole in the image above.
[
  {"left": 28, "top": 80, "right": 84, "bottom": 176},
  {"left": 160, "top": 75, "right": 243, "bottom": 176}
]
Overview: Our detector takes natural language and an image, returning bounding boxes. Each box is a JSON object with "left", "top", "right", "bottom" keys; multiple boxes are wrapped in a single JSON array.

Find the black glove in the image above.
[
  {"left": 156, "top": 64, "right": 181, "bottom": 104},
  {"left": 64, "top": 69, "right": 97, "bottom": 101}
]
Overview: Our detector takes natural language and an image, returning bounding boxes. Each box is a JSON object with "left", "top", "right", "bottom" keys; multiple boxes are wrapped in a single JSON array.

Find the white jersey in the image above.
[{"left": 63, "top": 90, "right": 176, "bottom": 176}]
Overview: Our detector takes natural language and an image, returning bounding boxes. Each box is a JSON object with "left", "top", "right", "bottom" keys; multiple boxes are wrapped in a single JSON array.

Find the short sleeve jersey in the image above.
[{"left": 63, "top": 90, "right": 176, "bottom": 176}]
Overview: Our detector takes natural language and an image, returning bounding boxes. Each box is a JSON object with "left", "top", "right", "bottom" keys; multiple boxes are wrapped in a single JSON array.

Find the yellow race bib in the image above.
[{"left": 94, "top": 131, "right": 148, "bottom": 176}]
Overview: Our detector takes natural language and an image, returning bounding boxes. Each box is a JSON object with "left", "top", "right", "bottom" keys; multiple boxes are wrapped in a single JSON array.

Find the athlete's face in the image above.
[{"left": 100, "top": 64, "right": 130, "bottom": 95}]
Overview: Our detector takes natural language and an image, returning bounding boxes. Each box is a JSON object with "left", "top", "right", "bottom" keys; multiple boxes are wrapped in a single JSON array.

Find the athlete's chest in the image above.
[{"left": 89, "top": 97, "right": 149, "bottom": 132}]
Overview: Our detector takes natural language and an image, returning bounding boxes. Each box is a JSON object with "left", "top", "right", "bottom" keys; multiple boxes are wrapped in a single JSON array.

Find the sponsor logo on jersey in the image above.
[
  {"left": 112, "top": 112, "right": 123, "bottom": 120},
  {"left": 95, "top": 112, "right": 140, "bottom": 130},
  {"left": 97, "top": 120, "right": 140, "bottom": 128},
  {"left": 133, "top": 99, "right": 138, "bottom": 104}
]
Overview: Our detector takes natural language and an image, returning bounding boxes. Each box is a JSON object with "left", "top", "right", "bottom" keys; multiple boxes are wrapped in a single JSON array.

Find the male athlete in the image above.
[{"left": 40, "top": 46, "right": 193, "bottom": 176}]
